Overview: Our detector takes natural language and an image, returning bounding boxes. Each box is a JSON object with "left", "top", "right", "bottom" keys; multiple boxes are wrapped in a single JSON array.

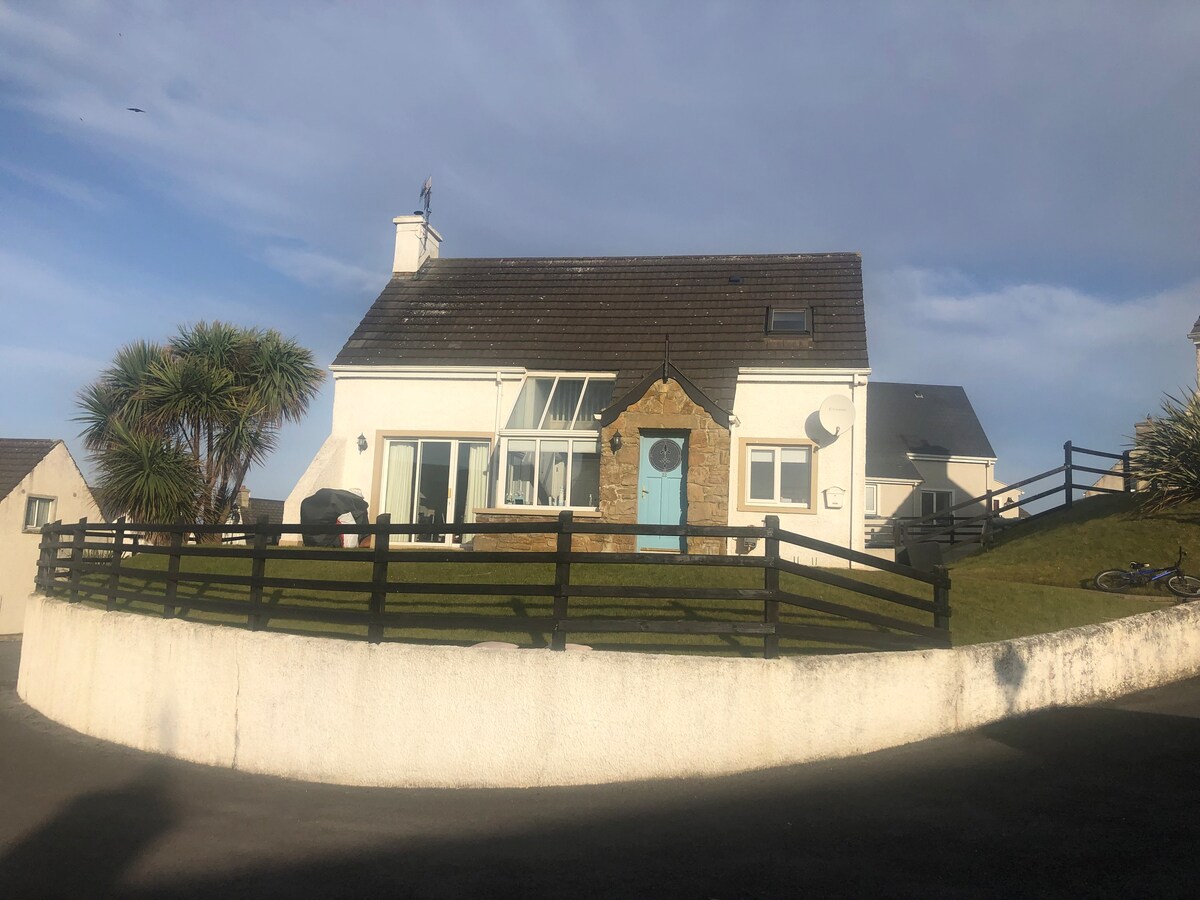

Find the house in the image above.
[
  {"left": 864, "top": 382, "right": 1015, "bottom": 549},
  {"left": 0, "top": 438, "right": 102, "bottom": 634},
  {"left": 285, "top": 216, "right": 871, "bottom": 563}
]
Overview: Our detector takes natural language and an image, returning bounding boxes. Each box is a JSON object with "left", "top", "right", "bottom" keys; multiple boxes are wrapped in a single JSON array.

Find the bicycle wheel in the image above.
[
  {"left": 1094, "top": 570, "right": 1132, "bottom": 592},
  {"left": 1167, "top": 575, "right": 1200, "bottom": 598}
]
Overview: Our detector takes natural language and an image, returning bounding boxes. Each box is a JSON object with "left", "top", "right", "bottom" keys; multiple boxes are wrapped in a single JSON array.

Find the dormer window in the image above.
[{"left": 766, "top": 307, "right": 808, "bottom": 334}]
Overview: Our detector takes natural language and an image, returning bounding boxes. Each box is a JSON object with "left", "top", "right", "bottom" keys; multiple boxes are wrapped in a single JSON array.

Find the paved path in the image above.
[{"left": 3, "top": 639, "right": 1200, "bottom": 898}]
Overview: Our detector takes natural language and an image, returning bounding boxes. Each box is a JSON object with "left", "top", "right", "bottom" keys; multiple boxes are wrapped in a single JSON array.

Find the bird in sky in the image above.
[{"left": 126, "top": 107, "right": 144, "bottom": 113}]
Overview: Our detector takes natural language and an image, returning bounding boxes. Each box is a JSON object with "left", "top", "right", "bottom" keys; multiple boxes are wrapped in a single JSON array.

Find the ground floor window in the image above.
[
  {"left": 501, "top": 437, "right": 600, "bottom": 508},
  {"left": 920, "top": 489, "right": 953, "bottom": 524},
  {"left": 24, "top": 496, "right": 54, "bottom": 531},
  {"left": 380, "top": 438, "right": 490, "bottom": 543},
  {"left": 742, "top": 442, "right": 814, "bottom": 508}
]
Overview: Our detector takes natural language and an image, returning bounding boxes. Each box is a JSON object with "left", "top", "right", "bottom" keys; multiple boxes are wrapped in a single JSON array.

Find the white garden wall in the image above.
[{"left": 19, "top": 594, "right": 1200, "bottom": 788}]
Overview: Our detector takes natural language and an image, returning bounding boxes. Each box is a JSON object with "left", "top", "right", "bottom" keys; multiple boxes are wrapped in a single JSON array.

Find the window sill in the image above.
[
  {"left": 480, "top": 507, "right": 603, "bottom": 518},
  {"left": 737, "top": 502, "right": 817, "bottom": 515}
]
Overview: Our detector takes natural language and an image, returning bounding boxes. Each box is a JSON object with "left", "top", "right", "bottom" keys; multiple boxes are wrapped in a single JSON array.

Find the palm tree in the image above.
[
  {"left": 78, "top": 322, "right": 324, "bottom": 532},
  {"left": 1131, "top": 391, "right": 1200, "bottom": 512}
]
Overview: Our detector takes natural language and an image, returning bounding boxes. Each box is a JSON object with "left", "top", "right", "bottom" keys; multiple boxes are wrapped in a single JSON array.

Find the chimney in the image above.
[{"left": 393, "top": 214, "right": 442, "bottom": 274}]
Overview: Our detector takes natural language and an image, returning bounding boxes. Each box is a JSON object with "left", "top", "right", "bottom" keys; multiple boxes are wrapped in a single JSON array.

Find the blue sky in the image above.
[{"left": 1, "top": 1, "right": 1198, "bottom": 500}]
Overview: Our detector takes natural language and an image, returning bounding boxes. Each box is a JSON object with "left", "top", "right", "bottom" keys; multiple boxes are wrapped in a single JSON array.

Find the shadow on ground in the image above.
[{"left": 3, "top": 696, "right": 1200, "bottom": 898}]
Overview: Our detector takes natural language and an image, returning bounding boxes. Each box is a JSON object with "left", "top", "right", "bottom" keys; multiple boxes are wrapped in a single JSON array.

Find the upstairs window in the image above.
[
  {"left": 766, "top": 307, "right": 809, "bottom": 334},
  {"left": 24, "top": 496, "right": 54, "bottom": 531},
  {"left": 505, "top": 376, "right": 615, "bottom": 431}
]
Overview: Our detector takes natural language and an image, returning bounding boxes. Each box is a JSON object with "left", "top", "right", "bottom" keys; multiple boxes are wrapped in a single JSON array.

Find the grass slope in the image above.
[
  {"left": 66, "top": 493, "right": 1192, "bottom": 655},
  {"left": 939, "top": 492, "right": 1200, "bottom": 644}
]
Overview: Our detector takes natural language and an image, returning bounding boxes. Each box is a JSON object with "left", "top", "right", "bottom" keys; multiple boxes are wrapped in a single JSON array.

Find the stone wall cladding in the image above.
[{"left": 474, "top": 378, "right": 730, "bottom": 554}]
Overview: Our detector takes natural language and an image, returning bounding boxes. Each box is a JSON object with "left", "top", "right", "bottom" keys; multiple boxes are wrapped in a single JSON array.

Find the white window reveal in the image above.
[
  {"left": 746, "top": 445, "right": 813, "bottom": 507},
  {"left": 865, "top": 483, "right": 878, "bottom": 516},
  {"left": 380, "top": 439, "right": 490, "bottom": 544},
  {"left": 501, "top": 374, "right": 613, "bottom": 509},
  {"left": 24, "top": 496, "right": 54, "bottom": 530}
]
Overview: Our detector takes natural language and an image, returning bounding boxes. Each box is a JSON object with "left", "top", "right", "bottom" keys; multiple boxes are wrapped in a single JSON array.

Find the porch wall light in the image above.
[
  {"left": 357, "top": 433, "right": 368, "bottom": 453},
  {"left": 609, "top": 431, "right": 623, "bottom": 454}
]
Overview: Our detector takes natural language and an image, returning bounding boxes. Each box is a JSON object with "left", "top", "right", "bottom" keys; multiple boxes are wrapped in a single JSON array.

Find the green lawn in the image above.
[{"left": 58, "top": 493, "right": 1187, "bottom": 655}]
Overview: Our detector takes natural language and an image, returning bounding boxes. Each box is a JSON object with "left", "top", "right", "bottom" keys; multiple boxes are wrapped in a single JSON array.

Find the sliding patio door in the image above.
[{"left": 381, "top": 439, "right": 489, "bottom": 544}]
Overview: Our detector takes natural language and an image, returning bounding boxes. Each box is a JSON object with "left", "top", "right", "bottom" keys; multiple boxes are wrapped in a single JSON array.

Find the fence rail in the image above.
[
  {"left": 876, "top": 441, "right": 1132, "bottom": 554},
  {"left": 36, "top": 512, "right": 951, "bottom": 657}
]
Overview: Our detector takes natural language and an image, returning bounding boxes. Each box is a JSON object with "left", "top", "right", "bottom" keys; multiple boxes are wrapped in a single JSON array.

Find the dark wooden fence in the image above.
[
  {"left": 890, "top": 441, "right": 1132, "bottom": 553},
  {"left": 35, "top": 512, "right": 951, "bottom": 657}
]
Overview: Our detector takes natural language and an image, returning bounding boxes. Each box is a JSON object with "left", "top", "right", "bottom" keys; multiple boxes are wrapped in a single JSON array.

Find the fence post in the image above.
[
  {"left": 247, "top": 515, "right": 269, "bottom": 631},
  {"left": 368, "top": 513, "right": 391, "bottom": 643},
  {"left": 106, "top": 517, "right": 126, "bottom": 611},
  {"left": 35, "top": 521, "right": 57, "bottom": 593},
  {"left": 163, "top": 523, "right": 183, "bottom": 619},
  {"left": 1063, "top": 440, "right": 1073, "bottom": 510},
  {"left": 933, "top": 565, "right": 951, "bottom": 635},
  {"left": 1122, "top": 449, "right": 1132, "bottom": 493},
  {"left": 552, "top": 510, "right": 572, "bottom": 651},
  {"left": 68, "top": 517, "right": 87, "bottom": 603},
  {"left": 763, "top": 515, "right": 780, "bottom": 660}
]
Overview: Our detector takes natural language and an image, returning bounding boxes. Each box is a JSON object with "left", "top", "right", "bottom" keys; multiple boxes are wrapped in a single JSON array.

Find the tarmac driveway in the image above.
[{"left": 3, "top": 639, "right": 1200, "bottom": 898}]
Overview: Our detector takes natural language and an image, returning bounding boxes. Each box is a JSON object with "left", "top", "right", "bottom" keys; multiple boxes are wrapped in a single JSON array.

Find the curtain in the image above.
[
  {"left": 384, "top": 441, "right": 416, "bottom": 542},
  {"left": 459, "top": 442, "right": 489, "bottom": 543},
  {"left": 538, "top": 441, "right": 568, "bottom": 505}
]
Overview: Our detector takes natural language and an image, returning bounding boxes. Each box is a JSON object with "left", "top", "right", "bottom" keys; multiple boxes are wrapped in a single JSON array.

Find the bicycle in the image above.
[{"left": 1093, "top": 547, "right": 1200, "bottom": 598}]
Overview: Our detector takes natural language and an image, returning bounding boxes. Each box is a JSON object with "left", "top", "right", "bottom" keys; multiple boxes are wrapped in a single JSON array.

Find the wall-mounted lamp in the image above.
[
  {"left": 357, "top": 433, "right": 368, "bottom": 453},
  {"left": 609, "top": 431, "right": 623, "bottom": 454}
]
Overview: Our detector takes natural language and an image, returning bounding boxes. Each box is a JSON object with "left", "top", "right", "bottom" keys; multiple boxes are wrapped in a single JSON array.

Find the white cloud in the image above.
[
  {"left": 261, "top": 246, "right": 380, "bottom": 294},
  {"left": 868, "top": 267, "right": 1200, "bottom": 481}
]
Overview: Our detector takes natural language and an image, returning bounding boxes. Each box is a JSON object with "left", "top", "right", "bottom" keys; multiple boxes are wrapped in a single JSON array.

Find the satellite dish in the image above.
[{"left": 818, "top": 395, "right": 856, "bottom": 437}]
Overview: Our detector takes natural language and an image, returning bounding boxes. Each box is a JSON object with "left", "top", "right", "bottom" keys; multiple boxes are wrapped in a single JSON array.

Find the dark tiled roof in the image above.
[
  {"left": 334, "top": 253, "right": 867, "bottom": 410},
  {"left": 247, "top": 498, "right": 285, "bottom": 526},
  {"left": 866, "top": 383, "right": 996, "bottom": 480},
  {"left": 0, "top": 438, "right": 60, "bottom": 503}
]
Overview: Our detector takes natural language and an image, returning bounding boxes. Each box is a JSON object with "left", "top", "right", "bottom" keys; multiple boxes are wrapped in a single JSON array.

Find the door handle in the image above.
[{"left": 641, "top": 486, "right": 649, "bottom": 495}]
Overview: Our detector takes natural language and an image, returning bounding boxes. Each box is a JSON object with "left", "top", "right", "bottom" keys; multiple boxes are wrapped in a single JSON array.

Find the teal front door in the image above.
[{"left": 637, "top": 434, "right": 687, "bottom": 551}]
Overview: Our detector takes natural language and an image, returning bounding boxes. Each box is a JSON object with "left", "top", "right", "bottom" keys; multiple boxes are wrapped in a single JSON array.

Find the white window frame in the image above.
[
  {"left": 24, "top": 495, "right": 55, "bottom": 531},
  {"left": 865, "top": 483, "right": 878, "bottom": 517},
  {"left": 738, "top": 440, "right": 817, "bottom": 512},
  {"left": 378, "top": 437, "right": 492, "bottom": 545},
  {"left": 499, "top": 373, "right": 614, "bottom": 511}
]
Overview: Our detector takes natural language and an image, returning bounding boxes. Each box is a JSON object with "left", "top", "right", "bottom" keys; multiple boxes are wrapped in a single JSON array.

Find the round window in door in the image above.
[{"left": 648, "top": 438, "right": 682, "bottom": 473}]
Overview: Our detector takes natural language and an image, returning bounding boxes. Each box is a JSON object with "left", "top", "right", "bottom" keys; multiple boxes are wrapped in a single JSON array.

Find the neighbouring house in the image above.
[
  {"left": 285, "top": 216, "right": 872, "bottom": 564},
  {"left": 864, "top": 382, "right": 1016, "bottom": 551},
  {"left": 0, "top": 438, "right": 102, "bottom": 634}
]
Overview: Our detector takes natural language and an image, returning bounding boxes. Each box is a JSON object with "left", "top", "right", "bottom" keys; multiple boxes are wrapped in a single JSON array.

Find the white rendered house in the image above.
[
  {"left": 286, "top": 216, "right": 872, "bottom": 562},
  {"left": 0, "top": 439, "right": 102, "bottom": 634}
]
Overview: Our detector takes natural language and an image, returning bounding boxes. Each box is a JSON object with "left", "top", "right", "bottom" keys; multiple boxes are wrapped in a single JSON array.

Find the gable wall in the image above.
[
  {"left": 284, "top": 369, "right": 523, "bottom": 532},
  {"left": 728, "top": 375, "right": 867, "bottom": 565},
  {"left": 0, "top": 443, "right": 102, "bottom": 634},
  {"left": 906, "top": 457, "right": 995, "bottom": 516}
]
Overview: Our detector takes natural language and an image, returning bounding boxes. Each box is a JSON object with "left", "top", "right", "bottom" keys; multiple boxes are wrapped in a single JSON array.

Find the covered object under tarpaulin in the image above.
[{"left": 300, "top": 488, "right": 370, "bottom": 547}]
